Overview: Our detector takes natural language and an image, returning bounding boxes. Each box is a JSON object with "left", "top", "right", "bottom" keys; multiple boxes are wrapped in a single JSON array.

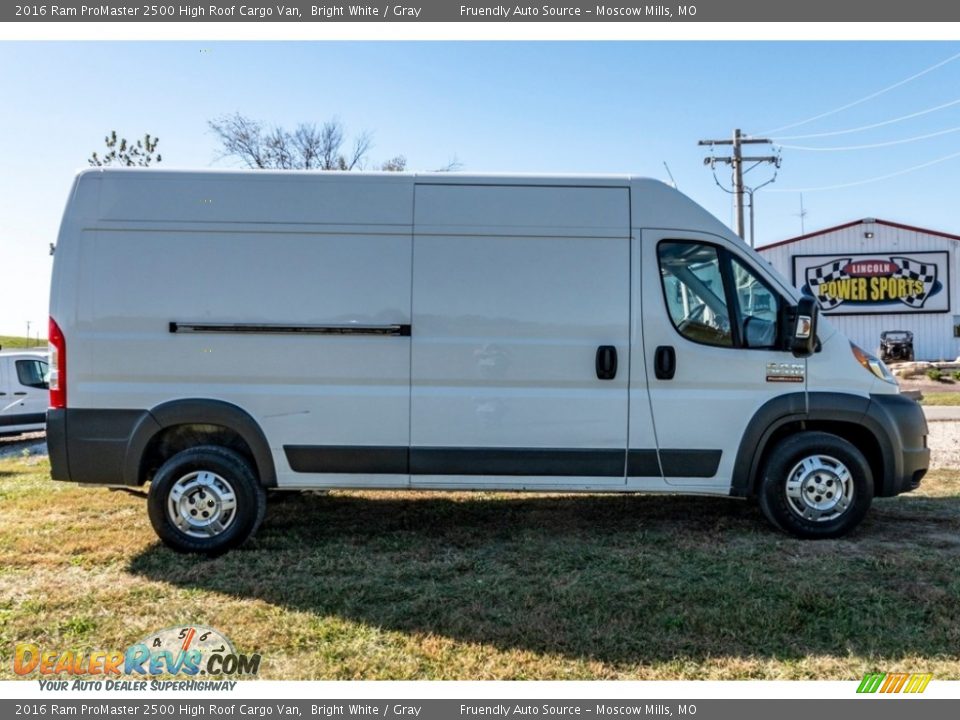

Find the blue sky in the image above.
[{"left": 3, "top": 41, "right": 960, "bottom": 336}]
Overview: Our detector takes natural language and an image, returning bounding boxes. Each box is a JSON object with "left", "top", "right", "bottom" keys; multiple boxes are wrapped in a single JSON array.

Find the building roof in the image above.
[{"left": 758, "top": 218, "right": 960, "bottom": 251}]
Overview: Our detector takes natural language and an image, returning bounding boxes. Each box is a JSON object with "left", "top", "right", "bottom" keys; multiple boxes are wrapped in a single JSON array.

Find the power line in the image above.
[
  {"left": 756, "top": 49, "right": 960, "bottom": 136},
  {"left": 768, "top": 148, "right": 960, "bottom": 193},
  {"left": 776, "top": 124, "right": 960, "bottom": 151},
  {"left": 773, "top": 96, "right": 960, "bottom": 140}
]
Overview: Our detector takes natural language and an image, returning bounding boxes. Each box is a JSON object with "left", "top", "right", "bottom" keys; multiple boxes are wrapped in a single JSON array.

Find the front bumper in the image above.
[{"left": 867, "top": 393, "right": 929, "bottom": 496}]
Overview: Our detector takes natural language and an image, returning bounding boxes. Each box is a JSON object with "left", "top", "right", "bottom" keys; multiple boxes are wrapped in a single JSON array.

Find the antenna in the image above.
[
  {"left": 663, "top": 162, "right": 678, "bottom": 189},
  {"left": 795, "top": 193, "right": 808, "bottom": 234}
]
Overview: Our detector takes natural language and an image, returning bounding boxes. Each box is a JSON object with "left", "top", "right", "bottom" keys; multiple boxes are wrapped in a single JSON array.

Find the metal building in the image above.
[{"left": 759, "top": 218, "right": 958, "bottom": 361}]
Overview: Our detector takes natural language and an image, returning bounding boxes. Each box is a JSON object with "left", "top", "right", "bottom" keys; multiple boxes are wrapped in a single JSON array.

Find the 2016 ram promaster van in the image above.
[{"left": 47, "top": 169, "right": 929, "bottom": 553}]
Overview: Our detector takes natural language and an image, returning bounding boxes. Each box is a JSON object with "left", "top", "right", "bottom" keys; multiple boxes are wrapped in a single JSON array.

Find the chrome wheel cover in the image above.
[
  {"left": 167, "top": 471, "right": 238, "bottom": 538},
  {"left": 785, "top": 454, "right": 854, "bottom": 523}
]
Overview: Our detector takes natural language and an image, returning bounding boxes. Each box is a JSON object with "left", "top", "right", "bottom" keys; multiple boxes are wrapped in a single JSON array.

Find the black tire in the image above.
[
  {"left": 147, "top": 445, "right": 267, "bottom": 554},
  {"left": 757, "top": 431, "right": 873, "bottom": 539}
]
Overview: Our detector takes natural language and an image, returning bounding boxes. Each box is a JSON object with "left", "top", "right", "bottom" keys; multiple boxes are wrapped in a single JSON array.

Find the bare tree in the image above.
[
  {"left": 89, "top": 131, "right": 161, "bottom": 167},
  {"left": 209, "top": 113, "right": 397, "bottom": 171},
  {"left": 435, "top": 155, "right": 463, "bottom": 172},
  {"left": 380, "top": 155, "right": 407, "bottom": 172}
]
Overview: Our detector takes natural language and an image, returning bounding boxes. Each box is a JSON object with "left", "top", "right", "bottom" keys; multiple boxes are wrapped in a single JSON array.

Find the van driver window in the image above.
[
  {"left": 659, "top": 242, "right": 781, "bottom": 350},
  {"left": 16, "top": 359, "right": 49, "bottom": 389},
  {"left": 658, "top": 242, "right": 733, "bottom": 347}
]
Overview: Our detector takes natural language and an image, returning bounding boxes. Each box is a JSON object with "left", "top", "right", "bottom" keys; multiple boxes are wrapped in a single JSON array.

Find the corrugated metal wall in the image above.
[{"left": 758, "top": 220, "right": 960, "bottom": 361}]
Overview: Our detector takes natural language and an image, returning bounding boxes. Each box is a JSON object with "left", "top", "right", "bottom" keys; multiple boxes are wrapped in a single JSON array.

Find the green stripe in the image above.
[{"left": 857, "top": 673, "right": 885, "bottom": 693}]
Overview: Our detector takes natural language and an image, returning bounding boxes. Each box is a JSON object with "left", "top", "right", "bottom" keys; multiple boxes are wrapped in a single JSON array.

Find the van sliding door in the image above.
[{"left": 410, "top": 183, "right": 631, "bottom": 487}]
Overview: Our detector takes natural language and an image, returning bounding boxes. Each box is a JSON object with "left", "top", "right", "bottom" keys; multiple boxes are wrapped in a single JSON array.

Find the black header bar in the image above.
[{"left": 5, "top": 1, "right": 958, "bottom": 23}]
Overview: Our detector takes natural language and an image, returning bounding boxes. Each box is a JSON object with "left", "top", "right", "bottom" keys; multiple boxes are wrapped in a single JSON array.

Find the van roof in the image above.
[
  {"left": 68, "top": 168, "right": 736, "bottom": 241},
  {"left": 0, "top": 349, "right": 48, "bottom": 357},
  {"left": 77, "top": 167, "right": 648, "bottom": 186}
]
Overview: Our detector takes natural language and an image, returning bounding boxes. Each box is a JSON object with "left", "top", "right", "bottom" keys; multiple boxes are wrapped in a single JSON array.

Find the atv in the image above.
[{"left": 879, "top": 330, "right": 914, "bottom": 363}]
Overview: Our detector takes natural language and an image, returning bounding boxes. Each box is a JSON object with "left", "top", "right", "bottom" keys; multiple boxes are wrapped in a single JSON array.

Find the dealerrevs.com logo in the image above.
[{"left": 14, "top": 625, "right": 261, "bottom": 687}]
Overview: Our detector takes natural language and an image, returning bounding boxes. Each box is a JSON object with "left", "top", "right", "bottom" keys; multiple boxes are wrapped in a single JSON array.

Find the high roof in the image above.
[{"left": 759, "top": 218, "right": 960, "bottom": 251}]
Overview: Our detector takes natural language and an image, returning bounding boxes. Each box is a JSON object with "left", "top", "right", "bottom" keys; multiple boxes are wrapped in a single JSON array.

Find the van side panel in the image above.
[
  {"left": 409, "top": 184, "right": 634, "bottom": 488},
  {"left": 55, "top": 172, "right": 414, "bottom": 488}
]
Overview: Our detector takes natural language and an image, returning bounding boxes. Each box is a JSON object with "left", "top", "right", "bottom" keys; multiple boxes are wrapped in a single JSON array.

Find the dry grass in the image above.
[
  {"left": 919, "top": 392, "right": 960, "bottom": 406},
  {"left": 1, "top": 456, "right": 958, "bottom": 680}
]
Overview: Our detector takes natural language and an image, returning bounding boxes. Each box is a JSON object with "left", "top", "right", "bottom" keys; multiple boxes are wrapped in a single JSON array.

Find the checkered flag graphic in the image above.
[
  {"left": 805, "top": 259, "right": 851, "bottom": 309},
  {"left": 891, "top": 257, "right": 936, "bottom": 308}
]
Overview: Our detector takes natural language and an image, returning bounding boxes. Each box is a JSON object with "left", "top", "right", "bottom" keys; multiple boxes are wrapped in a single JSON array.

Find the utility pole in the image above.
[{"left": 699, "top": 129, "right": 779, "bottom": 243}]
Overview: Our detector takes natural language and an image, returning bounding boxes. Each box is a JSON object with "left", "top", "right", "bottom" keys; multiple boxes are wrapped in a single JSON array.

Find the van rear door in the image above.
[{"left": 410, "top": 183, "right": 636, "bottom": 486}]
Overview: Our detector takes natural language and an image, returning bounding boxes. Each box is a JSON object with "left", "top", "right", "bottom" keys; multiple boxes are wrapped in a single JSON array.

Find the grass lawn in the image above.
[
  {"left": 919, "top": 392, "right": 960, "bottom": 406},
  {"left": 1, "top": 456, "right": 958, "bottom": 680},
  {"left": 0, "top": 335, "right": 46, "bottom": 350}
]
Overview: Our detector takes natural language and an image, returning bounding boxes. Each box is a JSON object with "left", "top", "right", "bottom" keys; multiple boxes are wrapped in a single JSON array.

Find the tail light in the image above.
[{"left": 48, "top": 316, "right": 66, "bottom": 408}]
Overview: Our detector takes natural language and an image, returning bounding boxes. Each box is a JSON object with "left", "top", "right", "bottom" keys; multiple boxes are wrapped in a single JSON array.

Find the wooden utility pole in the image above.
[{"left": 699, "top": 129, "right": 779, "bottom": 242}]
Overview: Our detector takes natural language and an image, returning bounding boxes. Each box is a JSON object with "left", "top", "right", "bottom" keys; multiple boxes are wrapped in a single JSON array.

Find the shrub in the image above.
[{"left": 927, "top": 368, "right": 943, "bottom": 381}]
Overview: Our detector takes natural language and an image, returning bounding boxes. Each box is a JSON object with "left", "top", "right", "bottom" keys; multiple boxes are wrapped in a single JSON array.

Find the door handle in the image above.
[
  {"left": 13, "top": 392, "right": 26, "bottom": 396},
  {"left": 595, "top": 345, "right": 618, "bottom": 380},
  {"left": 654, "top": 345, "right": 676, "bottom": 380}
]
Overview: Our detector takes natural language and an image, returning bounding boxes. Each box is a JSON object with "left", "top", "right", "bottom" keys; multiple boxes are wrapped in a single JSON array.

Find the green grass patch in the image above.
[
  {"left": 919, "top": 392, "right": 960, "bottom": 406},
  {"left": 0, "top": 335, "right": 46, "bottom": 350},
  {"left": 0, "top": 456, "right": 958, "bottom": 680}
]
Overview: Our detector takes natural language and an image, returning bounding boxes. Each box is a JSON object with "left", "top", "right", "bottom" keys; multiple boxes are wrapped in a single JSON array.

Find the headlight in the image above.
[{"left": 851, "top": 342, "right": 897, "bottom": 384}]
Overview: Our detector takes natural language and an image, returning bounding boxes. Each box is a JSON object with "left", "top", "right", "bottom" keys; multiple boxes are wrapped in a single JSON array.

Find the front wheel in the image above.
[
  {"left": 147, "top": 445, "right": 267, "bottom": 554},
  {"left": 758, "top": 432, "right": 873, "bottom": 539}
]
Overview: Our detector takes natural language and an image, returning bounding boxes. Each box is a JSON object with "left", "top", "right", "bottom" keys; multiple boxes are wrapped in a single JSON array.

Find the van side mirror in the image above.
[{"left": 790, "top": 296, "right": 819, "bottom": 357}]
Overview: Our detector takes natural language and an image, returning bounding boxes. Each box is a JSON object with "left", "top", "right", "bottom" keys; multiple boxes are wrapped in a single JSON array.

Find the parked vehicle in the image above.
[
  {"left": 0, "top": 350, "right": 49, "bottom": 435},
  {"left": 47, "top": 169, "right": 930, "bottom": 553},
  {"left": 879, "top": 330, "right": 914, "bottom": 363}
]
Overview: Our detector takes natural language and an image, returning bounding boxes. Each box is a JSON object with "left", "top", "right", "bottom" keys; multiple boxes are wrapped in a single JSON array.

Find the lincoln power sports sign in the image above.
[{"left": 793, "top": 252, "right": 950, "bottom": 315}]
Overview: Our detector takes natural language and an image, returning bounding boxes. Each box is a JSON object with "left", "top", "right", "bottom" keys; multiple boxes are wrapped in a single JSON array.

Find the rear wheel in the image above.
[
  {"left": 147, "top": 445, "right": 266, "bottom": 554},
  {"left": 758, "top": 432, "right": 873, "bottom": 538}
]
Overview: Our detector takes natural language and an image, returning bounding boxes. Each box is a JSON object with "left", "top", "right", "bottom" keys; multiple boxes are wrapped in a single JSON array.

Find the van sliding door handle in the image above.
[
  {"left": 596, "top": 345, "right": 617, "bottom": 380},
  {"left": 654, "top": 345, "right": 676, "bottom": 380}
]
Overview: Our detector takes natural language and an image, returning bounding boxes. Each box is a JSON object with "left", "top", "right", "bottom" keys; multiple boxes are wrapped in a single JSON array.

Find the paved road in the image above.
[
  {"left": 0, "top": 430, "right": 47, "bottom": 458},
  {"left": 923, "top": 405, "right": 960, "bottom": 422}
]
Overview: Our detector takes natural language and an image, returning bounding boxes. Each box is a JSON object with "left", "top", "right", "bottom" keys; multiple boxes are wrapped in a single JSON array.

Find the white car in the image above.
[{"left": 0, "top": 349, "right": 49, "bottom": 435}]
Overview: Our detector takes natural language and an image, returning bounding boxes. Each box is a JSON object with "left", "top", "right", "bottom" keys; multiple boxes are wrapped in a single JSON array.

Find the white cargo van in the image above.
[
  {"left": 0, "top": 350, "right": 49, "bottom": 435},
  {"left": 47, "top": 169, "right": 929, "bottom": 553}
]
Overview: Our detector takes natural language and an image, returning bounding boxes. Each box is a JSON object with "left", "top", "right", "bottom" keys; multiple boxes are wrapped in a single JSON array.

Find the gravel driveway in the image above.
[
  {"left": 928, "top": 420, "right": 960, "bottom": 469},
  {"left": 0, "top": 431, "right": 47, "bottom": 460}
]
